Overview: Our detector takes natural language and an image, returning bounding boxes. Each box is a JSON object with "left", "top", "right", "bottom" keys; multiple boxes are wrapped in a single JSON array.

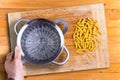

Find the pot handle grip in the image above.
[
  {"left": 54, "top": 19, "right": 68, "bottom": 35},
  {"left": 14, "top": 18, "right": 30, "bottom": 35},
  {"left": 52, "top": 45, "right": 69, "bottom": 65}
]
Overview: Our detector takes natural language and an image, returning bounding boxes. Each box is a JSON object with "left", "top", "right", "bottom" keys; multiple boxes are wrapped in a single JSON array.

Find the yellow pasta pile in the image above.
[{"left": 73, "top": 18, "right": 102, "bottom": 54}]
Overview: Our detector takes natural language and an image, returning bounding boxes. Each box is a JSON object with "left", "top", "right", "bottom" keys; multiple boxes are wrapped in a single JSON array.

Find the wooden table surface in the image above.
[{"left": 0, "top": 0, "right": 120, "bottom": 80}]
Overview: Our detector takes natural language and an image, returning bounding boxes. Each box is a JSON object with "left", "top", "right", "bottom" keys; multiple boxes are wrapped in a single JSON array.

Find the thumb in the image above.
[{"left": 15, "top": 45, "right": 22, "bottom": 59}]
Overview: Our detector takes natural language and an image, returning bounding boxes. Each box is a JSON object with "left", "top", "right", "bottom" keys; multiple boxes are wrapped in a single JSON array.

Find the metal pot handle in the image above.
[
  {"left": 52, "top": 45, "right": 69, "bottom": 65},
  {"left": 14, "top": 18, "right": 30, "bottom": 35},
  {"left": 54, "top": 19, "right": 68, "bottom": 35}
]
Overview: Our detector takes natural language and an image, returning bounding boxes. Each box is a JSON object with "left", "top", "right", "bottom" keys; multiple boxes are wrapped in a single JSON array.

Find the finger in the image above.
[
  {"left": 6, "top": 52, "right": 12, "bottom": 61},
  {"left": 15, "top": 45, "right": 21, "bottom": 59}
]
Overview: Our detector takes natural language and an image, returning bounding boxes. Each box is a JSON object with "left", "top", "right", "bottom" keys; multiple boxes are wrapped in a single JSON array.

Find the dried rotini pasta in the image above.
[{"left": 73, "top": 18, "right": 102, "bottom": 55}]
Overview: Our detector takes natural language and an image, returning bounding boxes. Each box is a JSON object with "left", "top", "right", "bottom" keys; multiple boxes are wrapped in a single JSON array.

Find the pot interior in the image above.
[{"left": 20, "top": 19, "right": 62, "bottom": 64}]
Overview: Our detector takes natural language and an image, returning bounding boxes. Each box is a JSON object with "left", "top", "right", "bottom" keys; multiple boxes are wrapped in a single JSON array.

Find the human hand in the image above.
[{"left": 4, "top": 46, "right": 24, "bottom": 80}]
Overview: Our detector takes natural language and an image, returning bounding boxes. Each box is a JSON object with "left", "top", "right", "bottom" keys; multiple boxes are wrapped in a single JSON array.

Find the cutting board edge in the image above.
[
  {"left": 24, "top": 65, "right": 109, "bottom": 76},
  {"left": 7, "top": 3, "right": 104, "bottom": 15},
  {"left": 8, "top": 12, "right": 21, "bottom": 50}
]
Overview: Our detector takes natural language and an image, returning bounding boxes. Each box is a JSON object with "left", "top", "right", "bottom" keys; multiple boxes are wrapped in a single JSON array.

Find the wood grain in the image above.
[
  {"left": 7, "top": 4, "right": 109, "bottom": 76},
  {"left": 0, "top": 0, "right": 120, "bottom": 80}
]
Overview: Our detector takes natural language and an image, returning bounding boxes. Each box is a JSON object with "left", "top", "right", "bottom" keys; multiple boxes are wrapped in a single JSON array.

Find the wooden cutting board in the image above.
[{"left": 8, "top": 3, "right": 109, "bottom": 76}]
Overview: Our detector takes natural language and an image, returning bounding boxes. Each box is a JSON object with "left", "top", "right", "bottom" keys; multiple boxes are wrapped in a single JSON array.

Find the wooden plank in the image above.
[
  {"left": 25, "top": 73, "right": 120, "bottom": 80},
  {"left": 1, "top": 8, "right": 120, "bottom": 19},
  {"left": 106, "top": 20, "right": 120, "bottom": 27},
  {"left": 0, "top": 46, "right": 9, "bottom": 64},
  {"left": 105, "top": 9, "right": 120, "bottom": 19},
  {"left": 0, "top": 0, "right": 120, "bottom": 9},
  {"left": 0, "top": 71, "right": 6, "bottom": 80},
  {"left": 7, "top": 4, "right": 109, "bottom": 76},
  {"left": 0, "top": 37, "right": 9, "bottom": 46},
  {"left": 1, "top": 68, "right": 120, "bottom": 80}
]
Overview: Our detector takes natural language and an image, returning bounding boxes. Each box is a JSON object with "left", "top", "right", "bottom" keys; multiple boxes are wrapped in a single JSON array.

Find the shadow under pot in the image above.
[{"left": 14, "top": 18, "right": 69, "bottom": 65}]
